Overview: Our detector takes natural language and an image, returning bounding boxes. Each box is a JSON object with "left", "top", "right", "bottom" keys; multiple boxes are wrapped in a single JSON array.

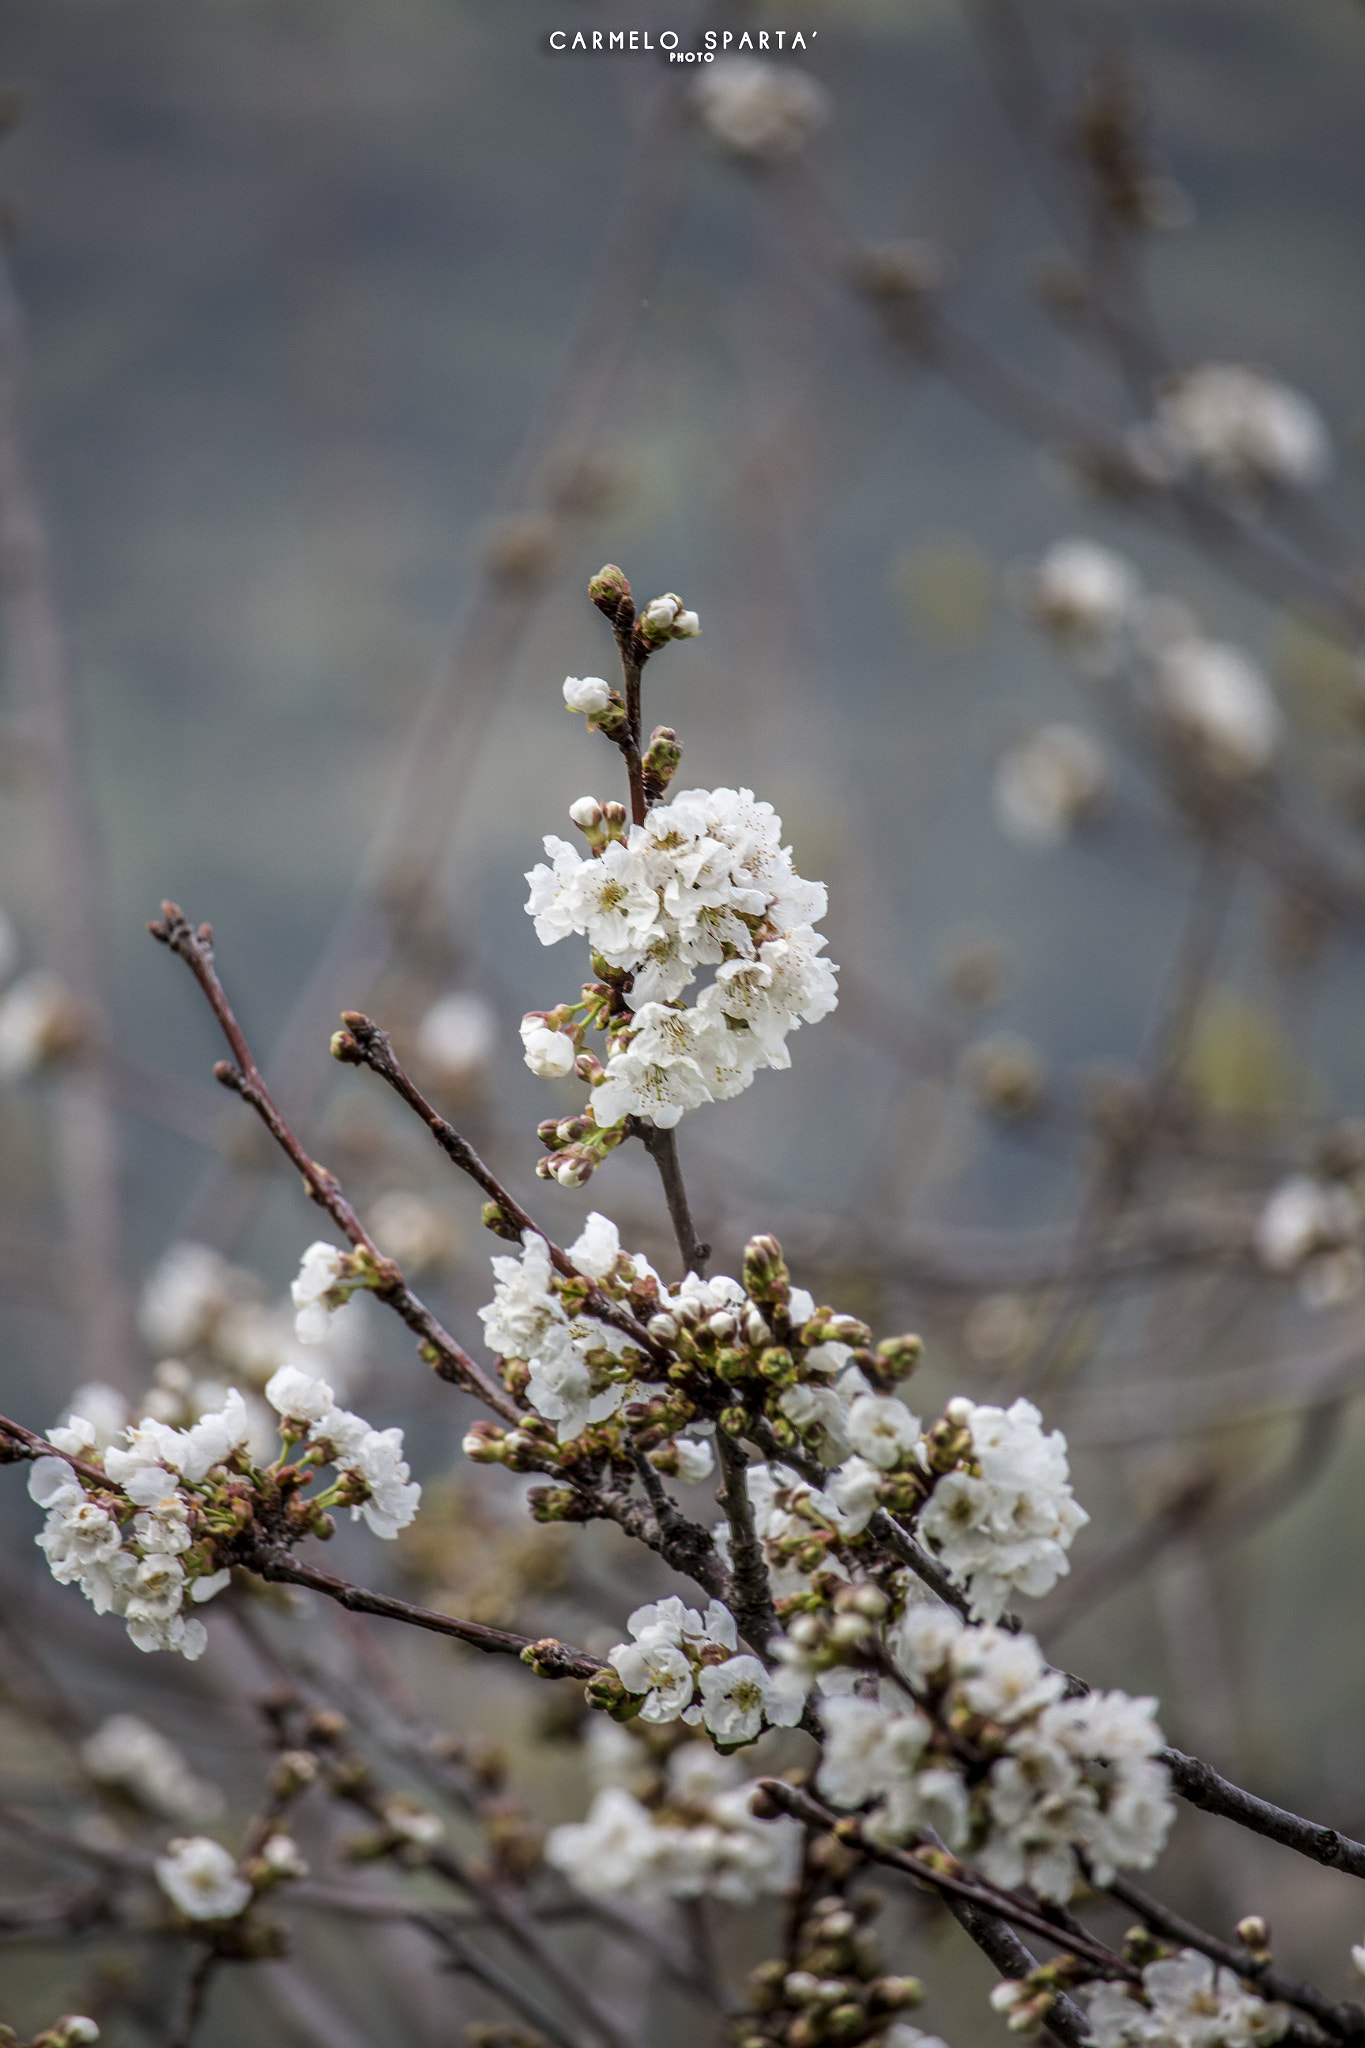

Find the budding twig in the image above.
[
  {"left": 146, "top": 905, "right": 519, "bottom": 1426},
  {"left": 751, "top": 1778, "right": 1130, "bottom": 1991}
]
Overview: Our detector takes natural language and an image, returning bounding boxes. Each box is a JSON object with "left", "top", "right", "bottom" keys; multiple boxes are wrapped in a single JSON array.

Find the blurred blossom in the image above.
[
  {"left": 60, "top": 1382, "right": 128, "bottom": 1451},
  {"left": 962, "top": 1292, "right": 1033, "bottom": 1369},
  {"left": 138, "top": 1242, "right": 237, "bottom": 1356},
  {"left": 368, "top": 1189, "right": 454, "bottom": 1273},
  {"left": 1254, "top": 1173, "right": 1360, "bottom": 1303},
  {"left": 0, "top": 969, "right": 82, "bottom": 1079},
  {"left": 692, "top": 58, "right": 830, "bottom": 163},
  {"left": 963, "top": 1034, "right": 1047, "bottom": 1119},
  {"left": 993, "top": 725, "right": 1109, "bottom": 845},
  {"left": 1028, "top": 539, "right": 1140, "bottom": 653},
  {"left": 81, "top": 1713, "right": 223, "bottom": 1823},
  {"left": 1153, "top": 640, "right": 1282, "bottom": 778},
  {"left": 415, "top": 990, "right": 497, "bottom": 1087},
  {"left": 1154, "top": 363, "right": 1329, "bottom": 489}
]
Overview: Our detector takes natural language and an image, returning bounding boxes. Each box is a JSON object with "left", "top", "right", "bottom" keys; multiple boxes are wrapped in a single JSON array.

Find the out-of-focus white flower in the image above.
[
  {"left": 546, "top": 1777, "right": 799, "bottom": 1906},
  {"left": 563, "top": 674, "right": 612, "bottom": 714},
  {"left": 138, "top": 1241, "right": 235, "bottom": 1356},
  {"left": 155, "top": 1835, "right": 252, "bottom": 1921},
  {"left": 259, "top": 1832, "right": 309, "bottom": 1880},
  {"left": 1029, "top": 540, "right": 1140, "bottom": 645},
  {"left": 367, "top": 1189, "right": 451, "bottom": 1273},
  {"left": 693, "top": 58, "right": 830, "bottom": 163},
  {"left": 1254, "top": 1175, "right": 1358, "bottom": 1272},
  {"left": 1154, "top": 639, "right": 1282, "bottom": 779},
  {"left": 81, "top": 1713, "right": 223, "bottom": 1822},
  {"left": 415, "top": 991, "right": 497, "bottom": 1086},
  {"left": 55, "top": 1383, "right": 128, "bottom": 1454},
  {"left": 1155, "top": 363, "right": 1329, "bottom": 489},
  {"left": 291, "top": 1241, "right": 348, "bottom": 1344},
  {"left": 994, "top": 725, "right": 1109, "bottom": 846},
  {"left": 0, "top": 969, "right": 81, "bottom": 1079},
  {"left": 1081, "top": 1948, "right": 1290, "bottom": 2048},
  {"left": 520, "top": 1015, "right": 578, "bottom": 1078}
]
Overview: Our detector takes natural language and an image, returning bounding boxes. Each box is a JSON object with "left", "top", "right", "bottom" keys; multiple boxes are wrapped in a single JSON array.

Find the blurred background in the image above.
[{"left": 5, "top": 0, "right": 1365, "bottom": 2040}]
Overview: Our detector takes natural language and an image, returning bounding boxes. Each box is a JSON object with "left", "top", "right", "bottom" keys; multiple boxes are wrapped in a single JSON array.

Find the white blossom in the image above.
[
  {"left": 693, "top": 58, "right": 829, "bottom": 163},
  {"left": 567, "top": 1210, "right": 622, "bottom": 1281},
  {"left": 673, "top": 1434, "right": 715, "bottom": 1484},
  {"left": 155, "top": 1836, "right": 252, "bottom": 1921},
  {"left": 594, "top": 1002, "right": 725, "bottom": 1129},
  {"left": 265, "top": 1363, "right": 337, "bottom": 1422},
  {"left": 698, "top": 1653, "right": 803, "bottom": 1746},
  {"left": 994, "top": 726, "right": 1109, "bottom": 846},
  {"left": 0, "top": 969, "right": 79, "bottom": 1079},
  {"left": 1254, "top": 1175, "right": 1357, "bottom": 1273},
  {"left": 916, "top": 1397, "right": 1088, "bottom": 1621},
  {"left": 563, "top": 674, "right": 612, "bottom": 714},
  {"left": 639, "top": 591, "right": 701, "bottom": 639},
  {"left": 340, "top": 1423, "right": 421, "bottom": 1538},
  {"left": 520, "top": 1018, "right": 577, "bottom": 1077},
  {"left": 844, "top": 1394, "right": 920, "bottom": 1471},
  {"left": 546, "top": 1779, "right": 799, "bottom": 1907},
  {"left": 81, "top": 1713, "right": 223, "bottom": 1823},
  {"left": 1154, "top": 640, "right": 1281, "bottom": 779},
  {"left": 290, "top": 1241, "right": 350, "bottom": 1345},
  {"left": 1081, "top": 1950, "right": 1289, "bottom": 2048},
  {"left": 415, "top": 990, "right": 497, "bottom": 1086},
  {"left": 823, "top": 1454, "right": 883, "bottom": 1535},
  {"left": 1029, "top": 540, "right": 1140, "bottom": 644},
  {"left": 1155, "top": 364, "right": 1329, "bottom": 489}
]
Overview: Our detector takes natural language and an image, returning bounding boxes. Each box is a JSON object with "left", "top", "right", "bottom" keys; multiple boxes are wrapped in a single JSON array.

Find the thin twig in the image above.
[
  {"left": 246, "top": 1550, "right": 602, "bottom": 1678},
  {"left": 714, "top": 1431, "right": 782, "bottom": 1660},
  {"left": 147, "top": 904, "right": 519, "bottom": 1424}
]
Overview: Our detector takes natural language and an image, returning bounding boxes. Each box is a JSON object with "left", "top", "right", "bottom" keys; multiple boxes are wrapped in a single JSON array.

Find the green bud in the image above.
[
  {"left": 718, "top": 1404, "right": 749, "bottom": 1436},
  {"left": 588, "top": 562, "right": 632, "bottom": 620},
  {"left": 641, "top": 725, "right": 683, "bottom": 801},
  {"left": 480, "top": 1200, "right": 522, "bottom": 1242},
  {"left": 742, "top": 1233, "right": 789, "bottom": 1301},
  {"left": 876, "top": 1333, "right": 923, "bottom": 1378}
]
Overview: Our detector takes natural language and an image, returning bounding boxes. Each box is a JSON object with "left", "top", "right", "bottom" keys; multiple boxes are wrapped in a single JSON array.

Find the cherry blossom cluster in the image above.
[
  {"left": 546, "top": 1729, "right": 799, "bottom": 1907},
  {"left": 521, "top": 781, "right": 836, "bottom": 1178},
  {"left": 587, "top": 1595, "right": 805, "bottom": 1745},
  {"left": 27, "top": 1361, "right": 418, "bottom": 1658},
  {"left": 1147, "top": 363, "right": 1329, "bottom": 493},
  {"left": 1071, "top": 1950, "right": 1289, "bottom": 2048},
  {"left": 816, "top": 1604, "right": 1173, "bottom": 1904},
  {"left": 156, "top": 1828, "right": 307, "bottom": 1923}
]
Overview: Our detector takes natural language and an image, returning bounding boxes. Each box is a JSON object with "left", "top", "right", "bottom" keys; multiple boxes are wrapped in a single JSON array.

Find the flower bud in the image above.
[
  {"left": 743, "top": 1233, "right": 789, "bottom": 1301},
  {"left": 463, "top": 1421, "right": 508, "bottom": 1464},
  {"left": 647, "top": 1312, "right": 679, "bottom": 1342},
  {"left": 1236, "top": 1916, "right": 1271, "bottom": 1954},
  {"left": 563, "top": 676, "right": 612, "bottom": 716},
  {"left": 867, "top": 1977, "right": 922, "bottom": 2013},
  {"left": 588, "top": 562, "right": 632, "bottom": 620},
  {"left": 642, "top": 725, "right": 683, "bottom": 800},
  {"left": 637, "top": 592, "right": 701, "bottom": 647},
  {"left": 271, "top": 1748, "right": 319, "bottom": 1797},
  {"left": 600, "top": 800, "right": 628, "bottom": 839},
  {"left": 875, "top": 1333, "right": 922, "bottom": 1378}
]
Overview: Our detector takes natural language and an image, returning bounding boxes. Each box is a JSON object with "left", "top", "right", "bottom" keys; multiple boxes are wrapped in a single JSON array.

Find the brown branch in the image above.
[
  {"left": 333, "top": 1010, "right": 664, "bottom": 1361},
  {"left": 638, "top": 1123, "right": 710, "bottom": 1275},
  {"left": 714, "top": 1431, "right": 782, "bottom": 1661},
  {"left": 168, "top": 1946, "right": 219, "bottom": 2048},
  {"left": 147, "top": 903, "right": 520, "bottom": 1425},
  {"left": 753, "top": 1779, "right": 1113, "bottom": 2042},
  {"left": 245, "top": 1550, "right": 602, "bottom": 1679}
]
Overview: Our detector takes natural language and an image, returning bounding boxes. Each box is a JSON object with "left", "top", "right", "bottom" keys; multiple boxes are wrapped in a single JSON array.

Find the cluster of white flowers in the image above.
[
  {"left": 692, "top": 57, "right": 830, "bottom": 163},
  {"left": 0, "top": 967, "right": 80, "bottom": 1079},
  {"left": 1152, "top": 363, "right": 1329, "bottom": 491},
  {"left": 29, "top": 1365, "right": 418, "bottom": 1657},
  {"left": 915, "top": 1397, "right": 1089, "bottom": 1623},
  {"left": 546, "top": 1737, "right": 800, "bottom": 1906},
  {"left": 993, "top": 725, "right": 1110, "bottom": 846},
  {"left": 476, "top": 1222, "right": 645, "bottom": 1440},
  {"left": 155, "top": 1834, "right": 253, "bottom": 1921},
  {"left": 81, "top": 1713, "right": 223, "bottom": 1822},
  {"left": 1254, "top": 1174, "right": 1363, "bottom": 1310},
  {"left": 606, "top": 1596, "right": 805, "bottom": 1745},
  {"left": 524, "top": 784, "right": 836, "bottom": 1132},
  {"left": 263, "top": 1364, "right": 421, "bottom": 1539},
  {"left": 819, "top": 1607, "right": 1173, "bottom": 1903},
  {"left": 28, "top": 1394, "right": 257, "bottom": 1660},
  {"left": 1077, "top": 1951, "right": 1289, "bottom": 2048}
]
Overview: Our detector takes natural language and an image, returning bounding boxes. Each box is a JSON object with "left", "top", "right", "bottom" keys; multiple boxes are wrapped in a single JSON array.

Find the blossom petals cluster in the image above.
[
  {"left": 817, "top": 1608, "right": 1173, "bottom": 1904},
  {"left": 29, "top": 1363, "right": 419, "bottom": 1657},
  {"left": 523, "top": 785, "right": 837, "bottom": 1137},
  {"left": 1079, "top": 1951, "right": 1289, "bottom": 2048},
  {"left": 602, "top": 1597, "right": 804, "bottom": 1747}
]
